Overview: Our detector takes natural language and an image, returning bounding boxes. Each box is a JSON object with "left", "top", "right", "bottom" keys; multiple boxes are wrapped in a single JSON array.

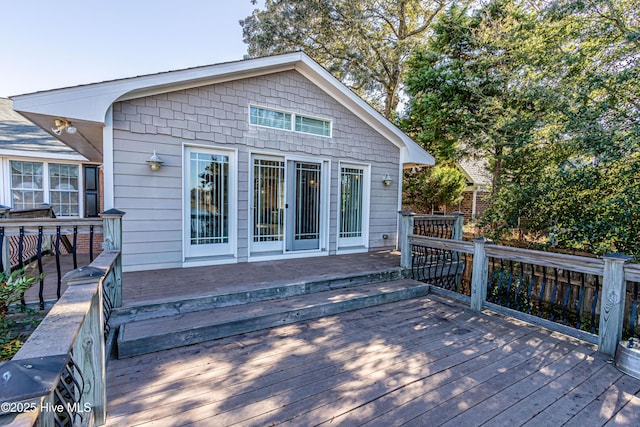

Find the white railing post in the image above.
[
  {"left": 398, "top": 211, "right": 415, "bottom": 269},
  {"left": 599, "top": 253, "right": 632, "bottom": 356},
  {"left": 470, "top": 237, "right": 490, "bottom": 311},
  {"left": 100, "top": 209, "right": 125, "bottom": 308}
]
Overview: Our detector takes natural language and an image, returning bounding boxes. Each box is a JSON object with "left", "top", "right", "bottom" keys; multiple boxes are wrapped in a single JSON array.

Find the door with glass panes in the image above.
[
  {"left": 184, "top": 147, "right": 234, "bottom": 258},
  {"left": 252, "top": 157, "right": 323, "bottom": 254}
]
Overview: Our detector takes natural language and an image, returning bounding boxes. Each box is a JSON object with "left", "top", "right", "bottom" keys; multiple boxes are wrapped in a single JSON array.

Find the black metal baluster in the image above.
[
  {"left": 72, "top": 226, "right": 78, "bottom": 269},
  {"left": 562, "top": 271, "right": 571, "bottom": 325},
  {"left": 89, "top": 225, "right": 94, "bottom": 262},
  {"left": 515, "top": 262, "right": 525, "bottom": 311},
  {"left": 590, "top": 276, "right": 600, "bottom": 334},
  {"left": 576, "top": 273, "right": 586, "bottom": 330},
  {"left": 526, "top": 266, "right": 535, "bottom": 314},
  {"left": 18, "top": 227, "right": 25, "bottom": 270},
  {"left": 0, "top": 227, "right": 5, "bottom": 272},
  {"left": 55, "top": 226, "right": 62, "bottom": 299},
  {"left": 549, "top": 268, "right": 559, "bottom": 321},
  {"left": 37, "top": 226, "right": 45, "bottom": 310},
  {"left": 538, "top": 266, "right": 547, "bottom": 317},
  {"left": 505, "top": 260, "right": 515, "bottom": 307}
]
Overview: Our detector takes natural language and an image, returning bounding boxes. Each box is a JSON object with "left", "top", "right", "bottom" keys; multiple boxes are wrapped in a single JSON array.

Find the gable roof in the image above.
[
  {"left": 0, "top": 98, "right": 86, "bottom": 161},
  {"left": 10, "top": 52, "right": 434, "bottom": 166},
  {"left": 458, "top": 157, "right": 492, "bottom": 188}
]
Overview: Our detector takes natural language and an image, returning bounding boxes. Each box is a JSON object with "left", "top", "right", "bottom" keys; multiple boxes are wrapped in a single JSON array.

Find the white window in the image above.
[
  {"left": 10, "top": 161, "right": 44, "bottom": 210},
  {"left": 338, "top": 163, "right": 370, "bottom": 250},
  {"left": 249, "top": 106, "right": 332, "bottom": 137},
  {"left": 295, "top": 115, "right": 331, "bottom": 137},
  {"left": 49, "top": 164, "right": 79, "bottom": 217},
  {"left": 9, "top": 160, "right": 80, "bottom": 216},
  {"left": 250, "top": 106, "right": 291, "bottom": 130}
]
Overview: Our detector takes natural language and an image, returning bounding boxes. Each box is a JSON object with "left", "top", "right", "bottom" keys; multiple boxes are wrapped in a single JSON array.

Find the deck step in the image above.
[
  {"left": 111, "top": 268, "right": 403, "bottom": 326},
  {"left": 117, "top": 278, "right": 429, "bottom": 358}
]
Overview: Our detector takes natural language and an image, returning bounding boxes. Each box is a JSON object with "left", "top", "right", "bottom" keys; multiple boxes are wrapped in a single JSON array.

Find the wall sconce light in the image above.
[
  {"left": 382, "top": 173, "right": 392, "bottom": 186},
  {"left": 51, "top": 119, "right": 77, "bottom": 136},
  {"left": 146, "top": 150, "right": 164, "bottom": 171}
]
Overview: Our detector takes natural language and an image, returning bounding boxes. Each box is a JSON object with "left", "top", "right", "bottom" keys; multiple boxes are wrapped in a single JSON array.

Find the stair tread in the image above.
[{"left": 120, "top": 278, "right": 425, "bottom": 342}]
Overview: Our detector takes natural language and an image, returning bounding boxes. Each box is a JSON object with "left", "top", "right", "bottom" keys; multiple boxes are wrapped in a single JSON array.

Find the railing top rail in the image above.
[
  {"left": 0, "top": 218, "right": 103, "bottom": 234},
  {"left": 412, "top": 214, "right": 459, "bottom": 221},
  {"left": 485, "top": 244, "right": 605, "bottom": 276},
  {"left": 409, "top": 235, "right": 475, "bottom": 254},
  {"left": 625, "top": 263, "right": 640, "bottom": 283}
]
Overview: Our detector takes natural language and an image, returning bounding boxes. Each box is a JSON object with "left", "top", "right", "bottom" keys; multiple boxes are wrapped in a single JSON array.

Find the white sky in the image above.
[{"left": 0, "top": 0, "right": 263, "bottom": 97}]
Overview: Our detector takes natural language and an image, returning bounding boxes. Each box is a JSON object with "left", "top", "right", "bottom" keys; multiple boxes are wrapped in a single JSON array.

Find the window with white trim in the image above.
[
  {"left": 249, "top": 106, "right": 332, "bottom": 137},
  {"left": 9, "top": 160, "right": 80, "bottom": 216}
]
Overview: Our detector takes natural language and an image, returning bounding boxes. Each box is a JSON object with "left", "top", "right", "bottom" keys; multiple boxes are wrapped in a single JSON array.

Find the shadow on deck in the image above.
[{"left": 105, "top": 293, "right": 640, "bottom": 426}]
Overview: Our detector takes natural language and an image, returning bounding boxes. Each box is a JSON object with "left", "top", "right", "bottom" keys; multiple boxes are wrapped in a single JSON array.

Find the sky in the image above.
[{"left": 0, "top": 0, "right": 264, "bottom": 98}]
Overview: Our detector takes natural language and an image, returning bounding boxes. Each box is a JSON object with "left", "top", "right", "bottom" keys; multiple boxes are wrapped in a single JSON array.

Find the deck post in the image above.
[
  {"left": 67, "top": 273, "right": 107, "bottom": 426},
  {"left": 470, "top": 237, "right": 490, "bottom": 311},
  {"left": 451, "top": 211, "right": 464, "bottom": 241},
  {"left": 599, "top": 253, "right": 632, "bottom": 356},
  {"left": 398, "top": 211, "right": 415, "bottom": 269},
  {"left": 100, "top": 209, "right": 125, "bottom": 308}
]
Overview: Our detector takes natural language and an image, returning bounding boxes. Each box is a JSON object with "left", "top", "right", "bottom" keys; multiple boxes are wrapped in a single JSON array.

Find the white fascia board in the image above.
[
  {"left": 0, "top": 148, "right": 87, "bottom": 162},
  {"left": 11, "top": 54, "right": 302, "bottom": 125},
  {"left": 11, "top": 52, "right": 434, "bottom": 166},
  {"left": 294, "top": 56, "right": 435, "bottom": 167}
]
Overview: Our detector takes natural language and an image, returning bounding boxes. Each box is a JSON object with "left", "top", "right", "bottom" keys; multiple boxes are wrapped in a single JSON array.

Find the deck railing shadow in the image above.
[
  {"left": 399, "top": 211, "right": 640, "bottom": 357},
  {"left": 0, "top": 210, "right": 124, "bottom": 427}
]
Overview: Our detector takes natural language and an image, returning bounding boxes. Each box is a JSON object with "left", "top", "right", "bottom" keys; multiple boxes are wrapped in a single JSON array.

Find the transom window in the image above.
[{"left": 249, "top": 106, "right": 331, "bottom": 137}]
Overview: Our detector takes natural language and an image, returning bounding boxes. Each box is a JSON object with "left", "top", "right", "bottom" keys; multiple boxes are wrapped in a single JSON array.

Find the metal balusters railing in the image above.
[{"left": 0, "top": 218, "right": 104, "bottom": 310}]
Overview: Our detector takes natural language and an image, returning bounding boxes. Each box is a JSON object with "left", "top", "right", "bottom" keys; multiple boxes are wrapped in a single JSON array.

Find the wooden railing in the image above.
[
  {"left": 406, "top": 234, "right": 639, "bottom": 356},
  {"left": 398, "top": 211, "right": 464, "bottom": 269},
  {"left": 0, "top": 210, "right": 124, "bottom": 426}
]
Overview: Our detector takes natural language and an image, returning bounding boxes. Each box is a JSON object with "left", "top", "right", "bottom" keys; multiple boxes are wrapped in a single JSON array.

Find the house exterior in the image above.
[
  {"left": 0, "top": 98, "right": 101, "bottom": 218},
  {"left": 11, "top": 52, "right": 434, "bottom": 272},
  {"left": 456, "top": 158, "right": 491, "bottom": 220}
]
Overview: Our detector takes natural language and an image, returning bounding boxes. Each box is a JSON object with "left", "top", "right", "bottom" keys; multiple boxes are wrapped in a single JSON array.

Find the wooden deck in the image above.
[{"left": 105, "top": 294, "right": 640, "bottom": 426}]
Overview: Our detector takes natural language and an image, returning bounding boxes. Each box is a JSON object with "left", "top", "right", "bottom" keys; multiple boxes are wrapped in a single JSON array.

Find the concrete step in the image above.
[
  {"left": 111, "top": 268, "right": 403, "bottom": 326},
  {"left": 117, "top": 278, "right": 429, "bottom": 358}
]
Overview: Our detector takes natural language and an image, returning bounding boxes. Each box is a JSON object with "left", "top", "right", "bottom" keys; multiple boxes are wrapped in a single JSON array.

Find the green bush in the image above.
[{"left": 0, "top": 269, "right": 43, "bottom": 361}]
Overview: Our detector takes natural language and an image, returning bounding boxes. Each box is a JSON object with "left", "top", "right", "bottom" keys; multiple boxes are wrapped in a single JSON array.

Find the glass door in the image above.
[
  {"left": 339, "top": 164, "right": 368, "bottom": 248},
  {"left": 252, "top": 157, "right": 285, "bottom": 253},
  {"left": 184, "top": 148, "right": 233, "bottom": 258},
  {"left": 286, "top": 161, "right": 322, "bottom": 251}
]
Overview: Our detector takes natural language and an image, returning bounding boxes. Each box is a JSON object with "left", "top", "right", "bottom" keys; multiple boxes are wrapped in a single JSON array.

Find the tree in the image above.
[
  {"left": 403, "top": 165, "right": 467, "bottom": 213},
  {"left": 241, "top": 0, "right": 457, "bottom": 118},
  {"left": 403, "top": 0, "right": 640, "bottom": 257}
]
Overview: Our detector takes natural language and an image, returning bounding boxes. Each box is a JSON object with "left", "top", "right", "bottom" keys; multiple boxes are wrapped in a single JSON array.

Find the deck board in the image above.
[{"left": 105, "top": 294, "right": 640, "bottom": 426}]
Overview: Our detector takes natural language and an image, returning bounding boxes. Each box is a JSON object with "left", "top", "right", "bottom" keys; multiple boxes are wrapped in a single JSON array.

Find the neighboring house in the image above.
[
  {"left": 455, "top": 157, "right": 492, "bottom": 220},
  {"left": 0, "top": 98, "right": 101, "bottom": 217},
  {"left": 11, "top": 52, "right": 434, "bottom": 272}
]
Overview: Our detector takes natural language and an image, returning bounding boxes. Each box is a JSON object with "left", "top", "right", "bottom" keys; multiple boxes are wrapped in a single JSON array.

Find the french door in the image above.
[
  {"left": 286, "top": 161, "right": 322, "bottom": 251},
  {"left": 184, "top": 147, "right": 235, "bottom": 258},
  {"left": 252, "top": 156, "right": 325, "bottom": 254}
]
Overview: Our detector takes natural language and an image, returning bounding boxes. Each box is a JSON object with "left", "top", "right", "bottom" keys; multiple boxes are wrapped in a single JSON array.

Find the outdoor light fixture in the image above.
[
  {"left": 51, "top": 119, "right": 77, "bottom": 136},
  {"left": 146, "top": 150, "right": 164, "bottom": 171},
  {"left": 382, "top": 173, "right": 392, "bottom": 186}
]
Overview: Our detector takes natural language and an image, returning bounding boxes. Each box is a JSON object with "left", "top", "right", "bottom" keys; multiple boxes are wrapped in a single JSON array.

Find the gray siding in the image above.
[{"left": 113, "top": 70, "right": 400, "bottom": 271}]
